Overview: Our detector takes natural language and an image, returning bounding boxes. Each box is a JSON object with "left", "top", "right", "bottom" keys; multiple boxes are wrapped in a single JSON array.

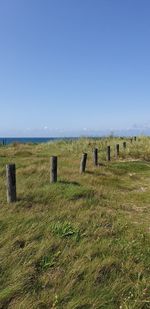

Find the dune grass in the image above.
[{"left": 0, "top": 137, "right": 150, "bottom": 309}]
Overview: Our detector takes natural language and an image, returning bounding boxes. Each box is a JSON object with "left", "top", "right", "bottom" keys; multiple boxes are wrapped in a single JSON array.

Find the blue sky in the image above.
[{"left": 0, "top": 0, "right": 150, "bottom": 136}]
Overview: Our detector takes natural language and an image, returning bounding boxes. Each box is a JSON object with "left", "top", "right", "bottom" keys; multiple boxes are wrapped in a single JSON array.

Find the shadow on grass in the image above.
[
  {"left": 86, "top": 171, "right": 107, "bottom": 176},
  {"left": 98, "top": 163, "right": 106, "bottom": 166},
  {"left": 59, "top": 180, "right": 81, "bottom": 186},
  {"left": 16, "top": 197, "right": 33, "bottom": 209}
]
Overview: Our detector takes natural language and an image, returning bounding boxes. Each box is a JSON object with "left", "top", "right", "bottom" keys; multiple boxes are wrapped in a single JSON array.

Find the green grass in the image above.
[{"left": 0, "top": 137, "right": 150, "bottom": 309}]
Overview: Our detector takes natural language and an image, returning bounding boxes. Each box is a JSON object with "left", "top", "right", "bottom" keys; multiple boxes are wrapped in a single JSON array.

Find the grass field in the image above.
[{"left": 0, "top": 137, "right": 150, "bottom": 309}]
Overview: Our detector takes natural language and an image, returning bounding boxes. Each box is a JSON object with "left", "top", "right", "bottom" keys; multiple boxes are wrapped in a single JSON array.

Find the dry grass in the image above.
[{"left": 0, "top": 137, "right": 150, "bottom": 309}]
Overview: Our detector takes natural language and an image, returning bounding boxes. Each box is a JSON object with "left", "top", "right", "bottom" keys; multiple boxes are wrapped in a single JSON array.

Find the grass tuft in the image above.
[{"left": 50, "top": 221, "right": 81, "bottom": 242}]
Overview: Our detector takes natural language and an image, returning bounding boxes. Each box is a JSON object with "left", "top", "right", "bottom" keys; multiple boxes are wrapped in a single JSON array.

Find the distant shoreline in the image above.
[
  {"left": 0, "top": 135, "right": 148, "bottom": 145},
  {"left": 0, "top": 137, "right": 80, "bottom": 145}
]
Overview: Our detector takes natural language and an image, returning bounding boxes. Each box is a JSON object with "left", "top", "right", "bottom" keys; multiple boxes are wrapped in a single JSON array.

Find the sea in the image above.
[{"left": 0, "top": 137, "right": 79, "bottom": 145}]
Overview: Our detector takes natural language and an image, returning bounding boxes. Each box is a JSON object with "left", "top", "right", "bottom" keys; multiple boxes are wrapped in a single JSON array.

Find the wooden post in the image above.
[
  {"left": 106, "top": 146, "right": 111, "bottom": 161},
  {"left": 6, "top": 164, "right": 16, "bottom": 203},
  {"left": 50, "top": 156, "right": 57, "bottom": 183},
  {"left": 123, "top": 142, "right": 126, "bottom": 150},
  {"left": 134, "top": 136, "right": 137, "bottom": 141},
  {"left": 115, "top": 144, "right": 119, "bottom": 159},
  {"left": 80, "top": 153, "right": 87, "bottom": 173},
  {"left": 93, "top": 148, "right": 98, "bottom": 166}
]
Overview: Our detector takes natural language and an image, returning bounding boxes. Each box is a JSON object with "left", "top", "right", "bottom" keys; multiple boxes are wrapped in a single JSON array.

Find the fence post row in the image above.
[
  {"left": 93, "top": 148, "right": 98, "bottom": 166},
  {"left": 50, "top": 156, "right": 57, "bottom": 183},
  {"left": 80, "top": 153, "right": 87, "bottom": 173},
  {"left": 106, "top": 146, "right": 111, "bottom": 161},
  {"left": 115, "top": 144, "right": 119, "bottom": 159},
  {"left": 5, "top": 138, "right": 138, "bottom": 203},
  {"left": 123, "top": 141, "right": 126, "bottom": 150},
  {"left": 6, "top": 164, "right": 16, "bottom": 203}
]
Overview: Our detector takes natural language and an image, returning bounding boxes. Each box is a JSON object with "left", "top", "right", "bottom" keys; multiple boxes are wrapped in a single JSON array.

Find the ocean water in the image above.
[{"left": 0, "top": 137, "right": 78, "bottom": 145}]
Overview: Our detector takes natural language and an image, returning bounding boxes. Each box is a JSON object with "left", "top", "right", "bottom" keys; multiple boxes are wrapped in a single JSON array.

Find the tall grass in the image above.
[{"left": 0, "top": 137, "right": 149, "bottom": 308}]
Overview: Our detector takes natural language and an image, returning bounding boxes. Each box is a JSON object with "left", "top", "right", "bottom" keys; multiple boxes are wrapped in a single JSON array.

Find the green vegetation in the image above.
[{"left": 0, "top": 137, "right": 150, "bottom": 308}]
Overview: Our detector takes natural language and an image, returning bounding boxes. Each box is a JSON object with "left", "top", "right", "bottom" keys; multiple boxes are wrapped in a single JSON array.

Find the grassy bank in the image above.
[{"left": 0, "top": 137, "right": 149, "bottom": 309}]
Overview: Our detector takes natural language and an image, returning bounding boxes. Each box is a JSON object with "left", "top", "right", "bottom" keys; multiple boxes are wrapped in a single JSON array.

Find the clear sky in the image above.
[{"left": 0, "top": 0, "right": 150, "bottom": 136}]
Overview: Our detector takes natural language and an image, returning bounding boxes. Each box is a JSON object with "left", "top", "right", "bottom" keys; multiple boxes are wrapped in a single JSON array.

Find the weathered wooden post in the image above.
[
  {"left": 6, "top": 164, "right": 16, "bottom": 203},
  {"left": 134, "top": 136, "right": 137, "bottom": 141},
  {"left": 123, "top": 141, "right": 126, "bottom": 150},
  {"left": 106, "top": 146, "right": 111, "bottom": 161},
  {"left": 80, "top": 153, "right": 87, "bottom": 173},
  {"left": 93, "top": 148, "right": 98, "bottom": 166},
  {"left": 115, "top": 144, "right": 119, "bottom": 159},
  {"left": 50, "top": 156, "right": 57, "bottom": 183}
]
